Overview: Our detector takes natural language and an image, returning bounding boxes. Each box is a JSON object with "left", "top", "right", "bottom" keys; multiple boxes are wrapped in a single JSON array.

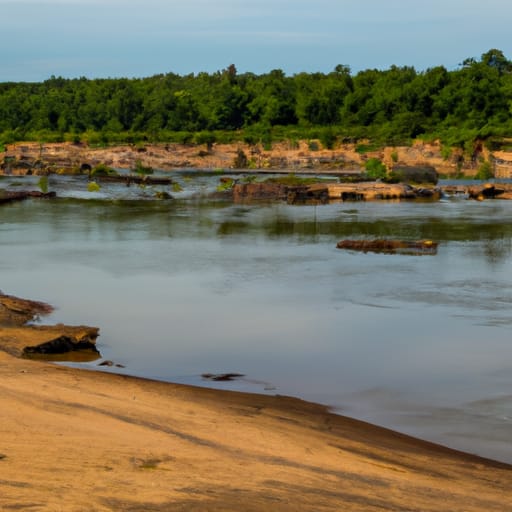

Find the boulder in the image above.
[
  {"left": 233, "top": 182, "right": 288, "bottom": 201},
  {"left": 390, "top": 165, "right": 438, "bottom": 185}
]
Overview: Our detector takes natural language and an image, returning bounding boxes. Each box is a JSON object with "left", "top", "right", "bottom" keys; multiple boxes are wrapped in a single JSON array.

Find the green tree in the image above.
[{"left": 364, "top": 158, "right": 387, "bottom": 179}]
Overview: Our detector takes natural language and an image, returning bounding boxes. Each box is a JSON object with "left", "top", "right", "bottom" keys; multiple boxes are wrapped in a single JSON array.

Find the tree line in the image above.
[{"left": 1, "top": 49, "right": 511, "bottom": 151}]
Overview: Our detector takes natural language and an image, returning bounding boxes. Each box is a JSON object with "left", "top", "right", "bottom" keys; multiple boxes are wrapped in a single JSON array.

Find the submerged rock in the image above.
[{"left": 202, "top": 373, "right": 245, "bottom": 382}]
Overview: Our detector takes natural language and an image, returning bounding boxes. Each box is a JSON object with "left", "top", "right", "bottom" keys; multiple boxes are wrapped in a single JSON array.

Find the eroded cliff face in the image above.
[{"left": 2, "top": 139, "right": 511, "bottom": 176}]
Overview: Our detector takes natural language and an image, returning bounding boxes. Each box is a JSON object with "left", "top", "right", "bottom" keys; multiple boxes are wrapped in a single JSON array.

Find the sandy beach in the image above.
[{"left": 0, "top": 295, "right": 511, "bottom": 511}]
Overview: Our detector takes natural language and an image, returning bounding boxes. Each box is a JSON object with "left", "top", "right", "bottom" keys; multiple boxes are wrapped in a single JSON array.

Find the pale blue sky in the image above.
[{"left": 2, "top": 0, "right": 511, "bottom": 81}]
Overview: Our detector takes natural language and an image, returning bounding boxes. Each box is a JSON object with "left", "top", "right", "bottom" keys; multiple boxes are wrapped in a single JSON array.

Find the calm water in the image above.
[{"left": 2, "top": 174, "right": 512, "bottom": 463}]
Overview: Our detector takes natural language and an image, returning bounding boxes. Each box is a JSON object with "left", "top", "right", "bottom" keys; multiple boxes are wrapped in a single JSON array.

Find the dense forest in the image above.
[{"left": 1, "top": 49, "right": 511, "bottom": 151}]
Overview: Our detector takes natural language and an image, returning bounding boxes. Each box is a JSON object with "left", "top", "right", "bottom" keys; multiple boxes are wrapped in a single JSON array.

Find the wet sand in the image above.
[{"left": 1, "top": 298, "right": 511, "bottom": 510}]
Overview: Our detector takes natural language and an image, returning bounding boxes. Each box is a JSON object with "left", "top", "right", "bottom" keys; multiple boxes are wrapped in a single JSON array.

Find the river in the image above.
[{"left": 1, "top": 172, "right": 512, "bottom": 463}]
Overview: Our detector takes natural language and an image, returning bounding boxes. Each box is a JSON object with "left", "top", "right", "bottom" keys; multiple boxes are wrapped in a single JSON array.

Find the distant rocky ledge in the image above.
[{"left": 2, "top": 139, "right": 512, "bottom": 177}]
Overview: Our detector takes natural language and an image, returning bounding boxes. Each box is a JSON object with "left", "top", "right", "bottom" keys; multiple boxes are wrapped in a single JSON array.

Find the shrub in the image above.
[
  {"left": 132, "top": 160, "right": 154, "bottom": 175},
  {"left": 475, "top": 160, "right": 494, "bottom": 180},
  {"left": 194, "top": 131, "right": 216, "bottom": 151},
  {"left": 308, "top": 140, "right": 320, "bottom": 151},
  {"left": 91, "top": 163, "right": 116, "bottom": 177},
  {"left": 319, "top": 129, "right": 337, "bottom": 150},
  {"left": 233, "top": 149, "right": 248, "bottom": 168},
  {"left": 216, "top": 177, "right": 235, "bottom": 191},
  {"left": 355, "top": 142, "right": 382, "bottom": 154},
  {"left": 38, "top": 176, "right": 48, "bottom": 193},
  {"left": 364, "top": 158, "right": 387, "bottom": 179}
]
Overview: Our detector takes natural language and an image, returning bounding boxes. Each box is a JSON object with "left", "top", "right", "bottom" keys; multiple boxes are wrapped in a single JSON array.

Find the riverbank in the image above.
[
  {"left": 3, "top": 139, "right": 512, "bottom": 177},
  {"left": 1, "top": 294, "right": 511, "bottom": 511}
]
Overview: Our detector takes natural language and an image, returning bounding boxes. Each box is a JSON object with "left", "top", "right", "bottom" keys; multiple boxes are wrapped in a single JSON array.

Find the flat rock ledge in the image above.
[
  {"left": 0, "top": 293, "right": 99, "bottom": 360},
  {"left": 337, "top": 239, "right": 439, "bottom": 255},
  {"left": 233, "top": 182, "right": 440, "bottom": 203},
  {"left": 0, "top": 190, "right": 56, "bottom": 205}
]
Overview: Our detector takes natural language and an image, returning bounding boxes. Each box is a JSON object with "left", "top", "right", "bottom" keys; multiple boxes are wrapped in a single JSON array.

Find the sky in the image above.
[{"left": 1, "top": 0, "right": 512, "bottom": 82}]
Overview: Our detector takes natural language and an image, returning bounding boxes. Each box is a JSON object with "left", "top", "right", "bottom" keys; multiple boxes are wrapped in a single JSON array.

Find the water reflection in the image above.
[{"left": 2, "top": 193, "right": 512, "bottom": 462}]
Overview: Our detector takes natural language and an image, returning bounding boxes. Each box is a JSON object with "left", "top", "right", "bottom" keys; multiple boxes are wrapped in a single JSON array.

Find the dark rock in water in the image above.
[
  {"left": 202, "top": 373, "right": 245, "bottom": 382},
  {"left": 154, "top": 191, "right": 172, "bottom": 200},
  {"left": 390, "top": 165, "right": 438, "bottom": 185},
  {"left": 23, "top": 335, "right": 99, "bottom": 356},
  {"left": 0, "top": 190, "right": 56, "bottom": 205},
  {"left": 233, "top": 182, "right": 288, "bottom": 202},
  {"left": 97, "top": 360, "right": 126, "bottom": 368},
  {"left": 23, "top": 327, "right": 100, "bottom": 357},
  {"left": 95, "top": 174, "right": 173, "bottom": 186},
  {"left": 467, "top": 183, "right": 512, "bottom": 200},
  {"left": 337, "top": 239, "right": 438, "bottom": 255}
]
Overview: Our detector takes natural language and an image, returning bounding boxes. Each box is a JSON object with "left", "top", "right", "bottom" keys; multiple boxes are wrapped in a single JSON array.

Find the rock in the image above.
[
  {"left": 23, "top": 331, "right": 99, "bottom": 357},
  {"left": 390, "top": 165, "right": 438, "bottom": 185},
  {"left": 233, "top": 183, "right": 288, "bottom": 202},
  {"left": 0, "top": 293, "right": 100, "bottom": 360},
  {"left": 467, "top": 183, "right": 512, "bottom": 200},
  {"left": 154, "top": 191, "right": 172, "bottom": 200},
  {"left": 202, "top": 373, "right": 245, "bottom": 382},
  {"left": 0, "top": 294, "right": 54, "bottom": 326},
  {"left": 233, "top": 181, "right": 440, "bottom": 203},
  {"left": 337, "top": 239, "right": 438, "bottom": 255},
  {"left": 0, "top": 190, "right": 56, "bottom": 205},
  {"left": 0, "top": 323, "right": 100, "bottom": 360}
]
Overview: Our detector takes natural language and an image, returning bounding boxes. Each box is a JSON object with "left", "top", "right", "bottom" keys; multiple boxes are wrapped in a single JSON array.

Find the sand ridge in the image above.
[{"left": 0, "top": 343, "right": 511, "bottom": 510}]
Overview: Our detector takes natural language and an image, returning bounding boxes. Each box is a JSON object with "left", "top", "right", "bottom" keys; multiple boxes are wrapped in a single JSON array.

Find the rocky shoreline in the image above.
[
  {"left": 3, "top": 141, "right": 512, "bottom": 207},
  {"left": 2, "top": 139, "right": 512, "bottom": 177}
]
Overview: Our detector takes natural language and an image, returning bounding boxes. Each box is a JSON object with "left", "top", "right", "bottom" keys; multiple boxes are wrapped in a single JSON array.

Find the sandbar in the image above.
[{"left": 1, "top": 298, "right": 511, "bottom": 511}]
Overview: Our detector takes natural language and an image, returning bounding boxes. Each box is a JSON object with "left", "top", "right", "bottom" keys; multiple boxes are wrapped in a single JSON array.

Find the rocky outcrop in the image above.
[
  {"left": 3, "top": 139, "right": 512, "bottom": 177},
  {"left": 390, "top": 165, "right": 438, "bottom": 184},
  {"left": 467, "top": 183, "right": 512, "bottom": 200},
  {"left": 233, "top": 181, "right": 440, "bottom": 203},
  {"left": 0, "top": 293, "right": 100, "bottom": 360},
  {"left": 233, "top": 182, "right": 289, "bottom": 202},
  {"left": 0, "top": 294, "right": 54, "bottom": 326},
  {"left": 22, "top": 325, "right": 100, "bottom": 359},
  {"left": 0, "top": 139, "right": 487, "bottom": 176}
]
